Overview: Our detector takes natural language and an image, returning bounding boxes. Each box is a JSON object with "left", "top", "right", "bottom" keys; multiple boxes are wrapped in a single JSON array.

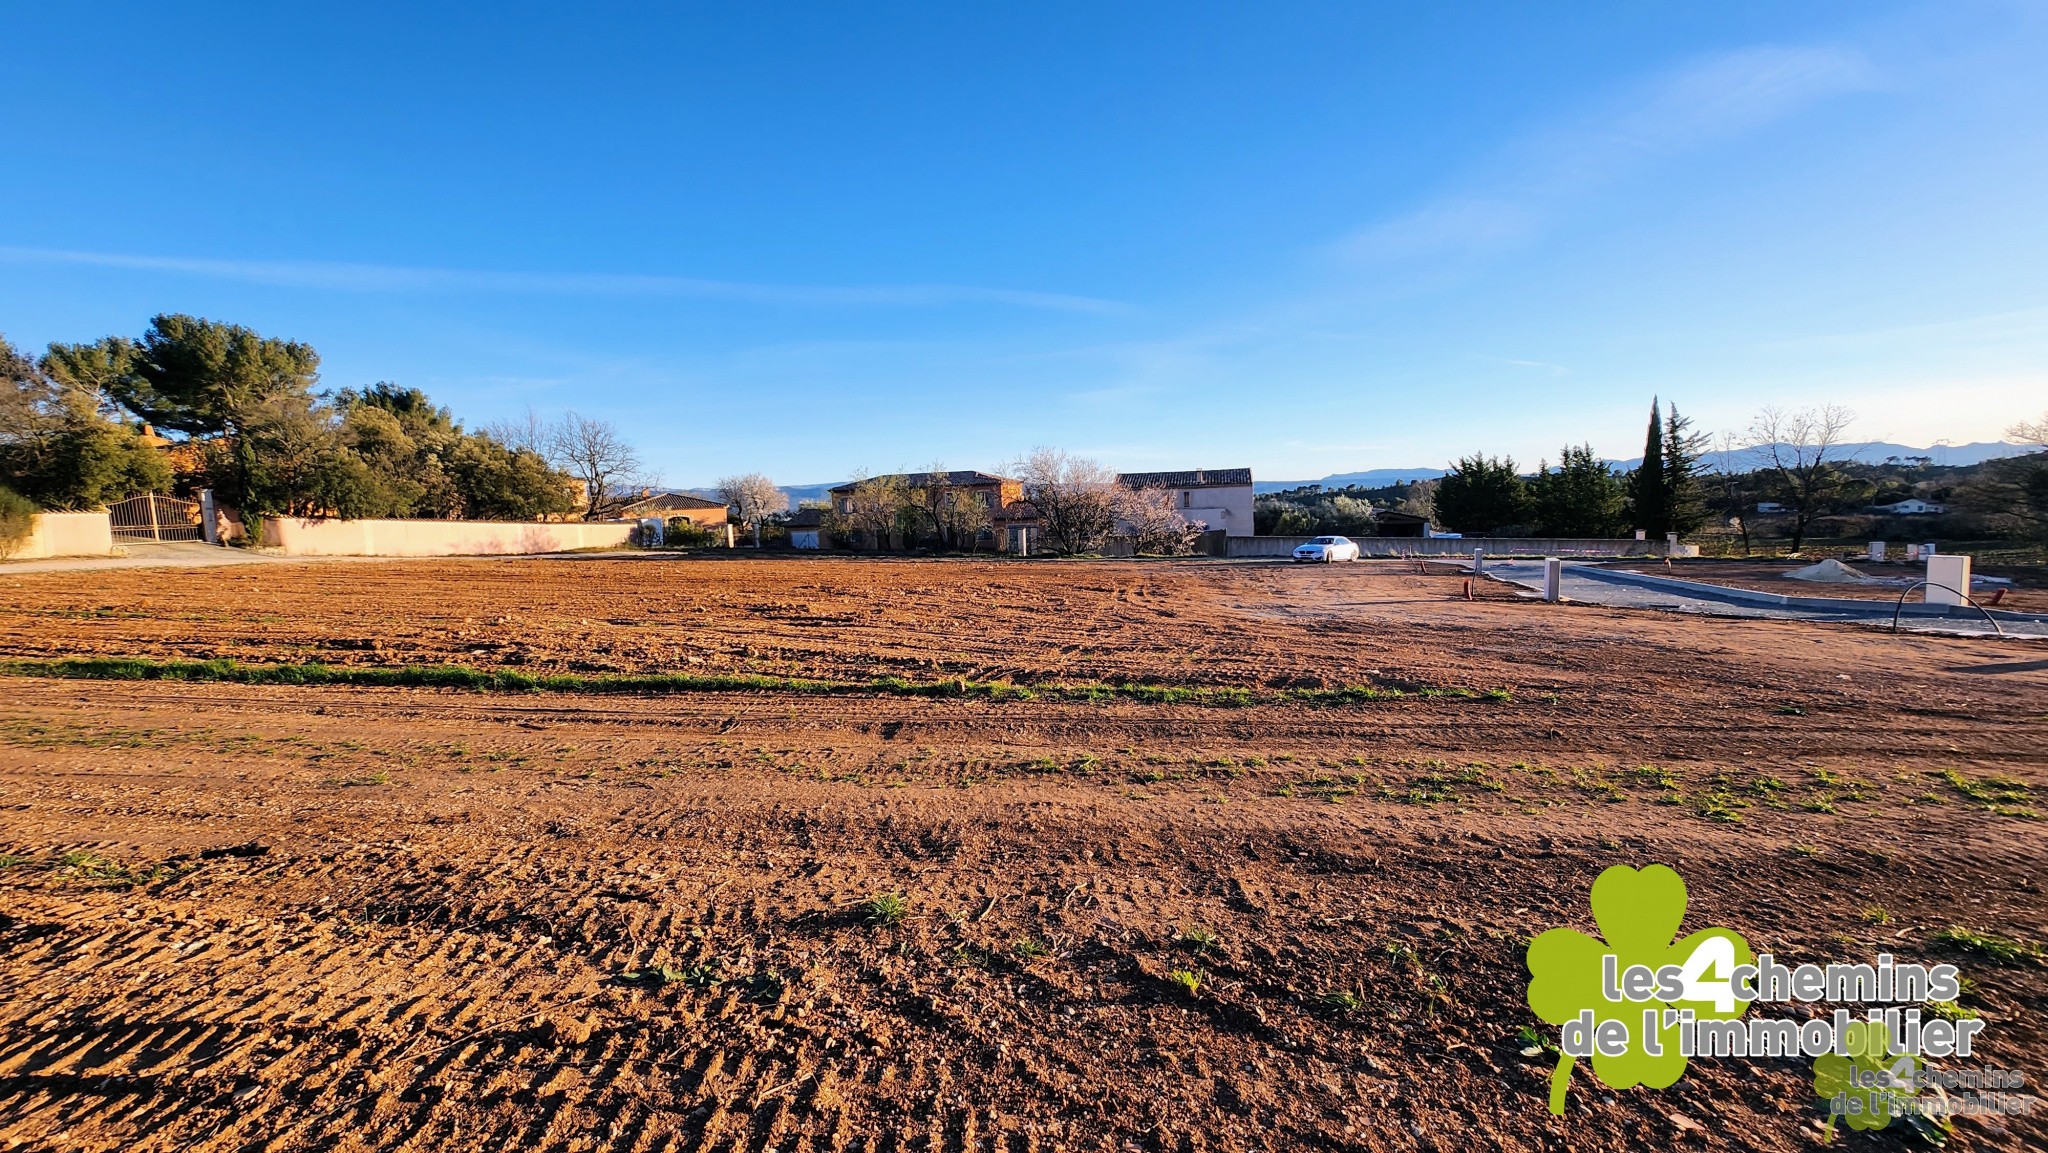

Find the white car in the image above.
[{"left": 1293, "top": 535, "right": 1361, "bottom": 563}]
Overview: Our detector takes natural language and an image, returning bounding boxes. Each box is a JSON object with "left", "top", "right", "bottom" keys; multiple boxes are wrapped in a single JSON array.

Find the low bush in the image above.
[{"left": 0, "top": 486, "right": 36, "bottom": 559}]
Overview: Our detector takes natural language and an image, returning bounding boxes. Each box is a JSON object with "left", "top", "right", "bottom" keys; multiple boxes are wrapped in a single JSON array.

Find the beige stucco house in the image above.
[{"left": 1116, "top": 468, "right": 1255, "bottom": 537}]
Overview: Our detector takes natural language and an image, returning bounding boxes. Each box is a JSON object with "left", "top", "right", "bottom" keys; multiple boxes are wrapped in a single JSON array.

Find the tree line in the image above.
[
  {"left": 1, "top": 316, "right": 656, "bottom": 528},
  {"left": 1294, "top": 399, "right": 2048, "bottom": 550}
]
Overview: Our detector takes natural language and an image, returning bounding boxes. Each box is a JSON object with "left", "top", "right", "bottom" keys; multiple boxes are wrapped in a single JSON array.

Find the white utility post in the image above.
[
  {"left": 1868, "top": 541, "right": 1885, "bottom": 563},
  {"left": 1925, "top": 554, "right": 1972, "bottom": 607},
  {"left": 199, "top": 489, "right": 219, "bottom": 545},
  {"left": 1472, "top": 547, "right": 1485, "bottom": 575},
  {"left": 1543, "top": 557, "right": 1563, "bottom": 603}
]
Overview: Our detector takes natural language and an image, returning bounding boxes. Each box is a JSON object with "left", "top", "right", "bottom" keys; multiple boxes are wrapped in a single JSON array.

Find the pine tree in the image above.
[
  {"left": 1663, "top": 404, "right": 1707, "bottom": 535},
  {"left": 1629, "top": 398, "right": 1669, "bottom": 537}
]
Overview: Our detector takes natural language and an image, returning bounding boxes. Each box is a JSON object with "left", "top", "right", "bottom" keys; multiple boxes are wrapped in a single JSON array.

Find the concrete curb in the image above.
[{"left": 1572, "top": 566, "right": 2048, "bottom": 624}]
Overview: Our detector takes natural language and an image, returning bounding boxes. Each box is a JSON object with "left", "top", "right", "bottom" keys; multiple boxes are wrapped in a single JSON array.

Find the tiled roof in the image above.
[
  {"left": 615, "top": 492, "right": 728, "bottom": 514},
  {"left": 1116, "top": 468, "right": 1253, "bottom": 489},
  {"left": 828, "top": 470, "right": 1015, "bottom": 493}
]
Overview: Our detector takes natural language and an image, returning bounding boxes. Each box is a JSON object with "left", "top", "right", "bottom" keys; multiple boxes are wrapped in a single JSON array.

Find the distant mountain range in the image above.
[
  {"left": 1254, "top": 441, "right": 2032, "bottom": 493},
  {"left": 1253, "top": 469, "right": 1446, "bottom": 494},
  {"left": 682, "top": 482, "right": 838, "bottom": 510}
]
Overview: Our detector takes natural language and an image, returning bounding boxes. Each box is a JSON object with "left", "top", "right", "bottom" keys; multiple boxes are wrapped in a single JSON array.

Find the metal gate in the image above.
[{"left": 108, "top": 494, "right": 205, "bottom": 541}]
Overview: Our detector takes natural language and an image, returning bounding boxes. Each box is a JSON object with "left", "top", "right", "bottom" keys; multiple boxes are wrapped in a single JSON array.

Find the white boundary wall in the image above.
[
  {"left": 7, "top": 512, "right": 115, "bottom": 560},
  {"left": 1227, "top": 535, "right": 1658, "bottom": 559},
  {"left": 262, "top": 517, "right": 635, "bottom": 557}
]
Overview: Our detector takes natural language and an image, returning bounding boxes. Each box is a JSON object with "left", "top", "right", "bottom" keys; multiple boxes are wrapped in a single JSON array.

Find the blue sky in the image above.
[{"left": 3, "top": 1, "right": 2044, "bottom": 485}]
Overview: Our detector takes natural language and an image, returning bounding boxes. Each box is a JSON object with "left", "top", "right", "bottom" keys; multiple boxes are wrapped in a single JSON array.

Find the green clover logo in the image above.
[
  {"left": 1813, "top": 1020, "right": 1921, "bottom": 1139},
  {"left": 1526, "top": 864, "right": 1752, "bottom": 1114}
]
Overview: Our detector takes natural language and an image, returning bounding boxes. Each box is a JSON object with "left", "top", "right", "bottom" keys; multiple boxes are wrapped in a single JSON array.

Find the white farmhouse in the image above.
[
  {"left": 1116, "top": 468, "right": 1256, "bottom": 537},
  {"left": 1873, "top": 498, "right": 1947, "bottom": 516}
]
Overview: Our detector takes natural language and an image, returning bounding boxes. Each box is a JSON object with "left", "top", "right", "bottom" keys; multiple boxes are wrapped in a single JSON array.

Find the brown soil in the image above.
[
  {"left": 1605, "top": 559, "right": 2048, "bottom": 613},
  {"left": 1, "top": 557, "right": 2044, "bottom": 1152}
]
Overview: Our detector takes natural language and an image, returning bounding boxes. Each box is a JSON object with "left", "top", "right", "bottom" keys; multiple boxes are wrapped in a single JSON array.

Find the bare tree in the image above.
[
  {"left": 717, "top": 472, "right": 786, "bottom": 546},
  {"left": 1114, "top": 482, "right": 1205, "bottom": 554},
  {"left": 550, "top": 411, "right": 646, "bottom": 518},
  {"left": 1011, "top": 447, "right": 1118, "bottom": 554},
  {"left": 1747, "top": 404, "right": 1856, "bottom": 553},
  {"left": 1710, "top": 430, "right": 1755, "bottom": 557},
  {"left": 835, "top": 471, "right": 909, "bottom": 549},
  {"left": 483, "top": 405, "right": 551, "bottom": 455},
  {"left": 933, "top": 484, "right": 994, "bottom": 550},
  {"left": 899, "top": 462, "right": 994, "bottom": 549},
  {"left": 1956, "top": 413, "right": 2048, "bottom": 541},
  {"left": 903, "top": 463, "right": 957, "bottom": 545}
]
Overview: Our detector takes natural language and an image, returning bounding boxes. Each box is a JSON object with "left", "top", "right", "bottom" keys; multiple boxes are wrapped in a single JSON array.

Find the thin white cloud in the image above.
[
  {"left": 1340, "top": 198, "right": 1540, "bottom": 265},
  {"left": 1480, "top": 355, "right": 1572, "bottom": 377},
  {"left": 0, "top": 245, "right": 1132, "bottom": 316},
  {"left": 1335, "top": 43, "right": 1878, "bottom": 267}
]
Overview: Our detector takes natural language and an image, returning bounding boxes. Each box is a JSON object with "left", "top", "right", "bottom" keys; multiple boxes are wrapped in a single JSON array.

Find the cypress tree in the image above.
[{"left": 1631, "top": 397, "right": 1669, "bottom": 537}]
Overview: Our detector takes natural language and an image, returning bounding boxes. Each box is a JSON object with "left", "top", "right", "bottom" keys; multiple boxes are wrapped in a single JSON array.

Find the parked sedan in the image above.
[{"left": 1292, "top": 535, "right": 1361, "bottom": 563}]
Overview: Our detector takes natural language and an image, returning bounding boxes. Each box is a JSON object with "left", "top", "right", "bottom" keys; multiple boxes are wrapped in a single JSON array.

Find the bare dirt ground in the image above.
[
  {"left": 1597, "top": 559, "right": 2048, "bottom": 614},
  {"left": 1, "top": 557, "right": 2044, "bottom": 1152}
]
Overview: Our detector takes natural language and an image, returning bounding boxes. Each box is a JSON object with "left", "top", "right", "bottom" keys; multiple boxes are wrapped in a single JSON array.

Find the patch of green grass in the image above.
[
  {"left": 52, "top": 849, "right": 184, "bottom": 889},
  {"left": 1011, "top": 937, "right": 1051, "bottom": 961},
  {"left": 0, "top": 656, "right": 1507, "bottom": 711},
  {"left": 616, "top": 964, "right": 688, "bottom": 987},
  {"left": 1926, "top": 1000, "right": 1979, "bottom": 1022},
  {"left": 1317, "top": 990, "right": 1365, "bottom": 1015},
  {"left": 1166, "top": 968, "right": 1202, "bottom": 996},
  {"left": 1860, "top": 906, "right": 1893, "bottom": 926},
  {"left": 1938, "top": 769, "right": 2034, "bottom": 817},
  {"left": 745, "top": 969, "right": 785, "bottom": 1002},
  {"left": 1178, "top": 925, "right": 1220, "bottom": 953},
  {"left": 0, "top": 853, "right": 28, "bottom": 869},
  {"left": 1631, "top": 764, "right": 1681, "bottom": 790},
  {"left": 1931, "top": 927, "right": 2037, "bottom": 965},
  {"left": 861, "top": 892, "right": 909, "bottom": 927},
  {"left": 1694, "top": 793, "right": 1745, "bottom": 823}
]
